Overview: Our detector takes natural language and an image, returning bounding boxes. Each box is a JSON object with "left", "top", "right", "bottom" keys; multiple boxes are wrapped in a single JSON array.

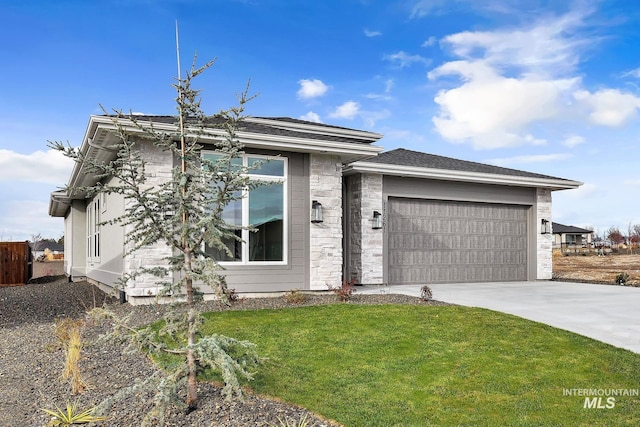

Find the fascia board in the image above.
[
  {"left": 346, "top": 162, "right": 583, "bottom": 190},
  {"left": 234, "top": 132, "right": 383, "bottom": 157},
  {"left": 49, "top": 191, "right": 71, "bottom": 217},
  {"left": 246, "top": 117, "right": 383, "bottom": 142},
  {"left": 89, "top": 116, "right": 384, "bottom": 157},
  {"left": 54, "top": 115, "right": 384, "bottom": 212}
]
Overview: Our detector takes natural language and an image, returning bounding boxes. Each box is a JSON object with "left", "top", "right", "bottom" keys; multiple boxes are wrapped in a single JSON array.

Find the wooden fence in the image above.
[{"left": 0, "top": 241, "right": 33, "bottom": 286}]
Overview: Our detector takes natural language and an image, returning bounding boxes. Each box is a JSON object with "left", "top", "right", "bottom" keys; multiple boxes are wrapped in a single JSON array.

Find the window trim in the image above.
[
  {"left": 203, "top": 151, "right": 288, "bottom": 266},
  {"left": 86, "top": 196, "right": 101, "bottom": 263}
]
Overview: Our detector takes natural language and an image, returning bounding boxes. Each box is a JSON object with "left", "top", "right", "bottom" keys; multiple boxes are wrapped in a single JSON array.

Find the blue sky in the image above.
[{"left": 2, "top": 0, "right": 640, "bottom": 241}]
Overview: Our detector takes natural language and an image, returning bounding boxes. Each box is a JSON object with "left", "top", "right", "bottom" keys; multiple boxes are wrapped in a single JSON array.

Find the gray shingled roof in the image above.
[
  {"left": 366, "top": 148, "right": 571, "bottom": 181},
  {"left": 113, "top": 115, "right": 376, "bottom": 145},
  {"left": 552, "top": 222, "right": 593, "bottom": 234}
]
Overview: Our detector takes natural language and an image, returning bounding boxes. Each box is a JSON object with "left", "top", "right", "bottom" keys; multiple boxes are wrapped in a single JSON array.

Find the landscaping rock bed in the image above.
[{"left": 0, "top": 279, "right": 446, "bottom": 426}]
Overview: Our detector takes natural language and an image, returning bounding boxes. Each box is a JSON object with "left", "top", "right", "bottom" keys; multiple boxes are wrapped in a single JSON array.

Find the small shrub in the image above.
[
  {"left": 615, "top": 272, "right": 630, "bottom": 286},
  {"left": 329, "top": 278, "right": 356, "bottom": 301},
  {"left": 228, "top": 288, "right": 241, "bottom": 302},
  {"left": 54, "top": 318, "right": 86, "bottom": 394},
  {"left": 271, "top": 414, "right": 314, "bottom": 427},
  {"left": 41, "top": 402, "right": 106, "bottom": 426},
  {"left": 283, "top": 289, "right": 308, "bottom": 305},
  {"left": 420, "top": 285, "right": 433, "bottom": 301}
]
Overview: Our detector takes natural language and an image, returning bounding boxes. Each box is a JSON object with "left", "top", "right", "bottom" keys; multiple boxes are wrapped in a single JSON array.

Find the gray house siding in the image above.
[
  {"left": 382, "top": 176, "right": 538, "bottom": 283},
  {"left": 64, "top": 200, "right": 87, "bottom": 280},
  {"left": 86, "top": 177, "right": 125, "bottom": 289}
]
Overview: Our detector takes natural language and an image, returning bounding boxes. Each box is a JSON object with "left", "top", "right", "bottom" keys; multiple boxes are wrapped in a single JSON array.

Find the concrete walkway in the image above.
[{"left": 359, "top": 281, "right": 640, "bottom": 354}]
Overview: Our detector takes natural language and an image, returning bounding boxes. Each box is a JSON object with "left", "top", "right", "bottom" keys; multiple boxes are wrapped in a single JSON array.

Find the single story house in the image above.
[
  {"left": 49, "top": 115, "right": 581, "bottom": 304},
  {"left": 30, "top": 241, "right": 64, "bottom": 260},
  {"left": 552, "top": 222, "right": 593, "bottom": 248}
]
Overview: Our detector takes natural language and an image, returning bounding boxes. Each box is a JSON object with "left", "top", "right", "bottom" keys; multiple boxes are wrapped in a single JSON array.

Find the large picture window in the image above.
[{"left": 203, "top": 153, "right": 287, "bottom": 264}]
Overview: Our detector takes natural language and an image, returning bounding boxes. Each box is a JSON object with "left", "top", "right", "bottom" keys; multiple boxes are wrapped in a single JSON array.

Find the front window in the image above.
[{"left": 203, "top": 153, "right": 287, "bottom": 264}]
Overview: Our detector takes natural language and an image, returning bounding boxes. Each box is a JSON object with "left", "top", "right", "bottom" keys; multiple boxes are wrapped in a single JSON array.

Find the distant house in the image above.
[
  {"left": 30, "top": 241, "right": 64, "bottom": 260},
  {"left": 552, "top": 222, "right": 593, "bottom": 248},
  {"left": 49, "top": 115, "right": 582, "bottom": 304}
]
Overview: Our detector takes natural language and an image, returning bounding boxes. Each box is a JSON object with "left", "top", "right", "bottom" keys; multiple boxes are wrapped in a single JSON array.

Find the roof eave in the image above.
[
  {"left": 344, "top": 162, "right": 583, "bottom": 190},
  {"left": 49, "top": 115, "right": 385, "bottom": 215},
  {"left": 246, "top": 117, "right": 383, "bottom": 142},
  {"left": 88, "top": 115, "right": 385, "bottom": 162},
  {"left": 49, "top": 191, "right": 71, "bottom": 217}
]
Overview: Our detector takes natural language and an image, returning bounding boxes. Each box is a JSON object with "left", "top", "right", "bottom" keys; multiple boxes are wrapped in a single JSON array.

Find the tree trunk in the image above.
[{"left": 184, "top": 251, "right": 198, "bottom": 412}]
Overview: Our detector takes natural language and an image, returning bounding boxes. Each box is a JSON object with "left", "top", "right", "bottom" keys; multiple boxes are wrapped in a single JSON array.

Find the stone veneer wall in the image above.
[
  {"left": 309, "top": 154, "right": 343, "bottom": 290},
  {"left": 536, "top": 188, "right": 553, "bottom": 279},
  {"left": 123, "top": 142, "right": 174, "bottom": 300},
  {"left": 348, "top": 174, "right": 383, "bottom": 285},
  {"left": 347, "top": 175, "right": 362, "bottom": 282}
]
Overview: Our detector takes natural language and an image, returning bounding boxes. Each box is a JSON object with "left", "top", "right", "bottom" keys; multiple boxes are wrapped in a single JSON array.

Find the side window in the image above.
[{"left": 86, "top": 196, "right": 101, "bottom": 262}]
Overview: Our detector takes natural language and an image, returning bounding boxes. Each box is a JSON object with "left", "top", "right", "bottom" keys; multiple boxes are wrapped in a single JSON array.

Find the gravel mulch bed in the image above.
[{"left": 0, "top": 279, "right": 448, "bottom": 426}]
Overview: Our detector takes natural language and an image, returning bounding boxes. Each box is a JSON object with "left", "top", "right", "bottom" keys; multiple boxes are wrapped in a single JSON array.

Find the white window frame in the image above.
[
  {"left": 203, "top": 151, "right": 288, "bottom": 266},
  {"left": 86, "top": 196, "right": 101, "bottom": 263}
]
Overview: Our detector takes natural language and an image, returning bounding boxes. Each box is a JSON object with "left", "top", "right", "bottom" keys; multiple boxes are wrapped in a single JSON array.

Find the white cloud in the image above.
[
  {"left": 622, "top": 67, "right": 640, "bottom": 79},
  {"left": 0, "top": 149, "right": 74, "bottom": 185},
  {"left": 422, "top": 36, "right": 437, "bottom": 47},
  {"left": 383, "top": 51, "right": 431, "bottom": 68},
  {"left": 297, "top": 79, "right": 329, "bottom": 99},
  {"left": 425, "top": 6, "right": 637, "bottom": 149},
  {"left": 559, "top": 182, "right": 598, "bottom": 199},
  {"left": 385, "top": 79, "right": 394, "bottom": 93},
  {"left": 410, "top": 0, "right": 528, "bottom": 19},
  {"left": 365, "top": 79, "right": 395, "bottom": 101},
  {"left": 429, "top": 60, "right": 578, "bottom": 149},
  {"left": 361, "top": 109, "right": 391, "bottom": 127},
  {"left": 381, "top": 129, "right": 426, "bottom": 144},
  {"left": 0, "top": 200, "right": 63, "bottom": 241},
  {"left": 440, "top": 9, "right": 590, "bottom": 76},
  {"left": 485, "top": 153, "right": 571, "bottom": 166},
  {"left": 364, "top": 29, "right": 382, "bottom": 37},
  {"left": 330, "top": 101, "right": 360, "bottom": 120},
  {"left": 573, "top": 89, "right": 640, "bottom": 127},
  {"left": 299, "top": 111, "right": 322, "bottom": 123},
  {"left": 562, "top": 135, "right": 586, "bottom": 147},
  {"left": 365, "top": 93, "right": 393, "bottom": 101}
]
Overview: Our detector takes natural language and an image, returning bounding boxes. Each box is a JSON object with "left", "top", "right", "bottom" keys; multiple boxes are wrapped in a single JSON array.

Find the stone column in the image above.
[
  {"left": 309, "top": 154, "right": 343, "bottom": 290},
  {"left": 122, "top": 142, "right": 174, "bottom": 301},
  {"left": 349, "top": 173, "right": 383, "bottom": 285}
]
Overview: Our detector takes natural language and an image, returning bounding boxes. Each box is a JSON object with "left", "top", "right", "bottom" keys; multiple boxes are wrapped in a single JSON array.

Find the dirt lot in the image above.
[{"left": 553, "top": 253, "right": 640, "bottom": 286}]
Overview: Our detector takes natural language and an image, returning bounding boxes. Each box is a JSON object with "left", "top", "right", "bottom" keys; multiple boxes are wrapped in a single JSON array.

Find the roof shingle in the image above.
[{"left": 365, "top": 148, "right": 571, "bottom": 181}]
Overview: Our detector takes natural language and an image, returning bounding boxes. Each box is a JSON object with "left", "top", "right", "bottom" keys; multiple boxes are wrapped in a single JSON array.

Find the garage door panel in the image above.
[{"left": 388, "top": 198, "right": 528, "bottom": 284}]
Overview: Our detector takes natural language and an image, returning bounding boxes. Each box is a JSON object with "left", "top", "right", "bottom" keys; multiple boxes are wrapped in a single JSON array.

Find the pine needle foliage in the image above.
[{"left": 49, "top": 56, "right": 261, "bottom": 415}]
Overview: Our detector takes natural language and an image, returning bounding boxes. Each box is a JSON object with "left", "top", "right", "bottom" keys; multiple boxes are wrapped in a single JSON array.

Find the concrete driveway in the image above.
[{"left": 360, "top": 281, "right": 640, "bottom": 354}]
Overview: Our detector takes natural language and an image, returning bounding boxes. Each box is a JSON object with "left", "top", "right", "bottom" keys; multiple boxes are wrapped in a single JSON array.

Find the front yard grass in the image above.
[{"left": 163, "top": 304, "right": 640, "bottom": 426}]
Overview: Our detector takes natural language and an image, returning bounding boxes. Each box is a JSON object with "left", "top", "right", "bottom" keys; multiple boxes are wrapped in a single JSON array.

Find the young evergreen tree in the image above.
[{"left": 49, "top": 57, "right": 261, "bottom": 419}]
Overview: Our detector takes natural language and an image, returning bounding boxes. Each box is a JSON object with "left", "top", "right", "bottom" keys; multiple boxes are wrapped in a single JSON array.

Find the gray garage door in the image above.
[{"left": 388, "top": 198, "right": 528, "bottom": 284}]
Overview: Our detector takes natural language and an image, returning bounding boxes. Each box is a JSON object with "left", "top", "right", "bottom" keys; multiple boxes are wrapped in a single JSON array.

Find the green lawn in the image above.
[{"left": 183, "top": 304, "right": 639, "bottom": 426}]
